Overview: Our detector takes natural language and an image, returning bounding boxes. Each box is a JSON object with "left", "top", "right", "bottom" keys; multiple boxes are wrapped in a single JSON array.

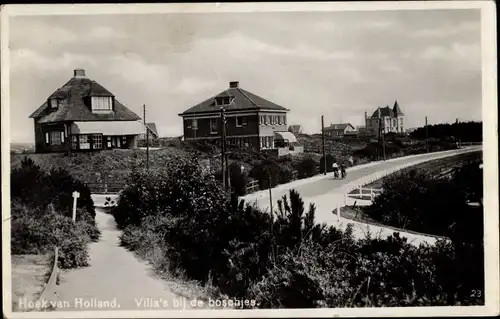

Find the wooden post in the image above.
[
  {"left": 268, "top": 173, "right": 273, "bottom": 215},
  {"left": 370, "top": 189, "right": 374, "bottom": 201},
  {"left": 72, "top": 191, "right": 80, "bottom": 222},
  {"left": 220, "top": 107, "right": 226, "bottom": 190},
  {"left": 143, "top": 104, "right": 149, "bottom": 170},
  {"left": 358, "top": 185, "right": 362, "bottom": 195},
  {"left": 425, "top": 116, "right": 429, "bottom": 153},
  {"left": 321, "top": 115, "right": 326, "bottom": 175}
]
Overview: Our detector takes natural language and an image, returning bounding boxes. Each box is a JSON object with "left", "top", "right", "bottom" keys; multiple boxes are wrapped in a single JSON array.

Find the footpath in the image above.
[{"left": 53, "top": 210, "right": 202, "bottom": 311}]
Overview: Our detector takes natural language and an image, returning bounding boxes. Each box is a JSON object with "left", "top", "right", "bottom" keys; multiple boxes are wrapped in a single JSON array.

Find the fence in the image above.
[
  {"left": 85, "top": 182, "right": 125, "bottom": 194},
  {"left": 246, "top": 179, "right": 260, "bottom": 194}
]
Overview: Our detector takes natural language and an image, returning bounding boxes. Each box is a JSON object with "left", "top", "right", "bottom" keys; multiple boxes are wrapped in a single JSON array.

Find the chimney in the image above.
[
  {"left": 229, "top": 81, "right": 239, "bottom": 88},
  {"left": 74, "top": 69, "right": 86, "bottom": 77}
]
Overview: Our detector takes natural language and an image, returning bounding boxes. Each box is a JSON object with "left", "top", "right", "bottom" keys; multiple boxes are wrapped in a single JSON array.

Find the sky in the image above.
[{"left": 8, "top": 9, "right": 482, "bottom": 142}]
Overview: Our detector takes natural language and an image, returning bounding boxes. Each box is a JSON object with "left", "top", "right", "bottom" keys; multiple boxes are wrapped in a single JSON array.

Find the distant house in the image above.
[
  {"left": 288, "top": 125, "right": 303, "bottom": 135},
  {"left": 178, "top": 81, "right": 302, "bottom": 155},
  {"left": 29, "top": 69, "right": 144, "bottom": 153},
  {"left": 323, "top": 123, "right": 357, "bottom": 137},
  {"left": 364, "top": 100, "right": 405, "bottom": 137},
  {"left": 138, "top": 122, "right": 159, "bottom": 141}
]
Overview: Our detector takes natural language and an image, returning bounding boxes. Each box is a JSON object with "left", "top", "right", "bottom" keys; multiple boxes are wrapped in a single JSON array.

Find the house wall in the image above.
[
  {"left": 36, "top": 122, "right": 71, "bottom": 153},
  {"left": 365, "top": 115, "right": 405, "bottom": 136},
  {"left": 183, "top": 113, "right": 259, "bottom": 139},
  {"left": 182, "top": 111, "right": 289, "bottom": 152}
]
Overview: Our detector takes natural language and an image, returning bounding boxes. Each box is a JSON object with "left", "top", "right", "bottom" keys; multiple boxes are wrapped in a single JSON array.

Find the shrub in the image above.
[
  {"left": 11, "top": 206, "right": 91, "bottom": 268},
  {"left": 249, "top": 160, "right": 280, "bottom": 189},
  {"left": 11, "top": 157, "right": 95, "bottom": 220},
  {"left": 319, "top": 154, "right": 336, "bottom": 174},
  {"left": 115, "top": 158, "right": 484, "bottom": 307},
  {"left": 296, "top": 157, "right": 317, "bottom": 179},
  {"left": 10, "top": 158, "right": 96, "bottom": 269}
]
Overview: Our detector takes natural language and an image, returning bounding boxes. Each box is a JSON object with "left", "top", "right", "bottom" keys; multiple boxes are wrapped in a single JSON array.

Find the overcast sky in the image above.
[{"left": 9, "top": 9, "right": 481, "bottom": 142}]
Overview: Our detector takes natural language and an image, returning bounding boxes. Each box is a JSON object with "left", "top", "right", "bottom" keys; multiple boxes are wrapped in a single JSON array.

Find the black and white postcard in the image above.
[{"left": 1, "top": 2, "right": 498, "bottom": 318}]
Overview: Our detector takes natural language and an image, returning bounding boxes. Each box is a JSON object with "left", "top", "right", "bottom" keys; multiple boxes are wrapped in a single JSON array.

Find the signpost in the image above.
[{"left": 72, "top": 191, "right": 80, "bottom": 222}]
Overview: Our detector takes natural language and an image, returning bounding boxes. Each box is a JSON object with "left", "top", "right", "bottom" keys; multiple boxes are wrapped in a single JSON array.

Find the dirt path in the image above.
[{"left": 54, "top": 210, "right": 198, "bottom": 311}]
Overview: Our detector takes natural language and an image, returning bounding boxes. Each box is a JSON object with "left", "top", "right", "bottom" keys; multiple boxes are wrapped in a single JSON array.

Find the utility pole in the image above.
[
  {"left": 220, "top": 106, "right": 227, "bottom": 190},
  {"left": 425, "top": 116, "right": 429, "bottom": 153},
  {"left": 143, "top": 104, "right": 149, "bottom": 170},
  {"left": 321, "top": 115, "right": 326, "bottom": 175},
  {"left": 456, "top": 118, "right": 460, "bottom": 147},
  {"left": 379, "top": 117, "right": 386, "bottom": 160},
  {"left": 268, "top": 173, "right": 273, "bottom": 216}
]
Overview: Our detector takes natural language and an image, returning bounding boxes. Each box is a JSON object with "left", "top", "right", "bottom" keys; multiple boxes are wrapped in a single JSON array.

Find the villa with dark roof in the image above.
[
  {"left": 323, "top": 123, "right": 357, "bottom": 137},
  {"left": 364, "top": 100, "right": 405, "bottom": 137},
  {"left": 178, "top": 81, "right": 302, "bottom": 155},
  {"left": 29, "top": 69, "right": 145, "bottom": 153}
]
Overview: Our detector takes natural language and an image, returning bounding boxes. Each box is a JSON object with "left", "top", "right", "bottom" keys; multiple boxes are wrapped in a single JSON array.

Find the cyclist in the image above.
[
  {"left": 340, "top": 164, "right": 347, "bottom": 179},
  {"left": 332, "top": 162, "right": 339, "bottom": 179}
]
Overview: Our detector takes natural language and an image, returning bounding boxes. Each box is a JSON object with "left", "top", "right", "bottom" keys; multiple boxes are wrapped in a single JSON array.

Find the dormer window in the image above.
[
  {"left": 91, "top": 96, "right": 113, "bottom": 113},
  {"left": 215, "top": 96, "right": 233, "bottom": 106},
  {"left": 49, "top": 98, "right": 60, "bottom": 109}
]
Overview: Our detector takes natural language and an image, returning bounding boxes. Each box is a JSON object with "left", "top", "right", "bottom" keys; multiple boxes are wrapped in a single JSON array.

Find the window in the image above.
[
  {"left": 91, "top": 96, "right": 113, "bottom": 112},
  {"left": 71, "top": 136, "right": 78, "bottom": 149},
  {"left": 80, "top": 135, "right": 90, "bottom": 149},
  {"left": 192, "top": 119, "right": 198, "bottom": 130},
  {"left": 50, "top": 131, "right": 63, "bottom": 145},
  {"left": 236, "top": 116, "right": 247, "bottom": 127},
  {"left": 45, "top": 133, "right": 50, "bottom": 144},
  {"left": 122, "top": 136, "right": 127, "bottom": 145},
  {"left": 210, "top": 118, "right": 218, "bottom": 134},
  {"left": 50, "top": 98, "right": 60, "bottom": 109},
  {"left": 107, "top": 137, "right": 112, "bottom": 148},
  {"left": 93, "top": 134, "right": 103, "bottom": 149}
]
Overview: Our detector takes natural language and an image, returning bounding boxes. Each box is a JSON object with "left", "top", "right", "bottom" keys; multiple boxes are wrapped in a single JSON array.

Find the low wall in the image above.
[{"left": 36, "top": 247, "right": 59, "bottom": 307}]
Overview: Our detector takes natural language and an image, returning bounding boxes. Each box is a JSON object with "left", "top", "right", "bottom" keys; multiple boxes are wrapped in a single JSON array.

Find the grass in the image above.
[{"left": 11, "top": 254, "right": 52, "bottom": 312}]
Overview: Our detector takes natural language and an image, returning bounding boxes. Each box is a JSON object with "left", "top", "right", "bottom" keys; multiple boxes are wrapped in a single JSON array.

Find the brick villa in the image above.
[
  {"left": 178, "top": 81, "right": 302, "bottom": 155},
  {"left": 29, "top": 69, "right": 145, "bottom": 153}
]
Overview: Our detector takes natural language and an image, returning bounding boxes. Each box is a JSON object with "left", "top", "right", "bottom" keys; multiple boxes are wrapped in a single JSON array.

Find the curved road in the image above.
[{"left": 242, "top": 146, "right": 482, "bottom": 245}]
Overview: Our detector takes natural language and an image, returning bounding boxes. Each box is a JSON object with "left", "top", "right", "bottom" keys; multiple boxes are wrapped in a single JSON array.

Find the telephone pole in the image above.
[
  {"left": 143, "top": 104, "right": 149, "bottom": 170},
  {"left": 456, "top": 118, "right": 460, "bottom": 147},
  {"left": 321, "top": 115, "right": 326, "bottom": 175},
  {"left": 425, "top": 116, "right": 429, "bottom": 153},
  {"left": 220, "top": 106, "right": 227, "bottom": 190},
  {"left": 379, "top": 117, "right": 386, "bottom": 160}
]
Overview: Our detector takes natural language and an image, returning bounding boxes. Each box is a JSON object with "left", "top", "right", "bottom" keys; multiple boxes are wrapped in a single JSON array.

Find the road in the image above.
[
  {"left": 54, "top": 210, "right": 199, "bottom": 311},
  {"left": 242, "top": 146, "right": 482, "bottom": 245}
]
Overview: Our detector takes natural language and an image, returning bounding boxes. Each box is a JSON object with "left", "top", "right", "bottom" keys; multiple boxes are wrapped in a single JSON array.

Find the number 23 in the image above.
[{"left": 471, "top": 290, "right": 482, "bottom": 297}]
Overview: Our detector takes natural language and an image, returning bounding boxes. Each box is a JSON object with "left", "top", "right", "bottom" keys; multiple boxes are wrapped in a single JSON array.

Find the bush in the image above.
[
  {"left": 11, "top": 206, "right": 91, "bottom": 269},
  {"left": 115, "top": 157, "right": 484, "bottom": 307},
  {"left": 10, "top": 157, "right": 97, "bottom": 269},
  {"left": 319, "top": 154, "right": 336, "bottom": 174},
  {"left": 296, "top": 157, "right": 317, "bottom": 179},
  {"left": 11, "top": 157, "right": 95, "bottom": 220}
]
